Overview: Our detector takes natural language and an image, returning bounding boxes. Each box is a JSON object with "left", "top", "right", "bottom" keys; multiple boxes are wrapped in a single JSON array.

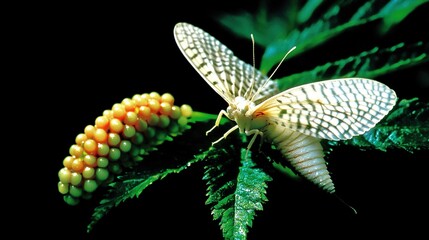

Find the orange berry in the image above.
[
  {"left": 95, "top": 116, "right": 110, "bottom": 130},
  {"left": 83, "top": 139, "right": 97, "bottom": 154},
  {"left": 63, "top": 156, "right": 74, "bottom": 169},
  {"left": 112, "top": 103, "right": 126, "bottom": 121},
  {"left": 94, "top": 128, "right": 108, "bottom": 143},
  {"left": 122, "top": 98, "right": 136, "bottom": 112},
  {"left": 71, "top": 158, "right": 85, "bottom": 173},
  {"left": 133, "top": 94, "right": 148, "bottom": 107},
  {"left": 109, "top": 118, "right": 124, "bottom": 133},
  {"left": 138, "top": 106, "right": 151, "bottom": 120},
  {"left": 148, "top": 99, "right": 160, "bottom": 113}
]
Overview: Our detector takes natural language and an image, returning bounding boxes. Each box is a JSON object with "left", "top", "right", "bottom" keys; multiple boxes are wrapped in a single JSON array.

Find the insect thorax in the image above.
[{"left": 227, "top": 96, "right": 261, "bottom": 134}]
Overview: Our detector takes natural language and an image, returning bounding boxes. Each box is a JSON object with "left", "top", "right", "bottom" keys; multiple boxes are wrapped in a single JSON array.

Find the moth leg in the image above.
[
  {"left": 244, "top": 129, "right": 263, "bottom": 158},
  {"left": 206, "top": 110, "right": 228, "bottom": 136},
  {"left": 211, "top": 125, "right": 239, "bottom": 146}
]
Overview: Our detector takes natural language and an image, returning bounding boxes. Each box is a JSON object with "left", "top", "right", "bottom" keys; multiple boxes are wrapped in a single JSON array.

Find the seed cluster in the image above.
[{"left": 58, "top": 92, "right": 193, "bottom": 205}]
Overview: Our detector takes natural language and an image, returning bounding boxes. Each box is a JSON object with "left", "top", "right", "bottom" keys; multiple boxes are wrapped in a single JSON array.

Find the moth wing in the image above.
[
  {"left": 174, "top": 22, "right": 277, "bottom": 104},
  {"left": 253, "top": 78, "right": 397, "bottom": 140}
]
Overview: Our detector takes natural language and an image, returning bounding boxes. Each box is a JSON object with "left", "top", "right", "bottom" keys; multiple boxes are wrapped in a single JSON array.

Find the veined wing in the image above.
[
  {"left": 254, "top": 78, "right": 397, "bottom": 140},
  {"left": 173, "top": 22, "right": 277, "bottom": 104}
]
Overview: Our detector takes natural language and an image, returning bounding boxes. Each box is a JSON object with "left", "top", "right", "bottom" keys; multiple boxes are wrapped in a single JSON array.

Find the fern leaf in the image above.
[
  {"left": 204, "top": 145, "right": 272, "bottom": 240},
  {"left": 276, "top": 41, "right": 429, "bottom": 91},
  {"left": 87, "top": 150, "right": 207, "bottom": 233},
  {"left": 328, "top": 98, "right": 429, "bottom": 152},
  {"left": 86, "top": 120, "right": 215, "bottom": 232},
  {"left": 261, "top": 0, "right": 428, "bottom": 73}
]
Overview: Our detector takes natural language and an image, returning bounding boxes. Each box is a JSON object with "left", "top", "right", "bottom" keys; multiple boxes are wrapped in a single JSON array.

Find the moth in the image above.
[{"left": 173, "top": 22, "right": 397, "bottom": 196}]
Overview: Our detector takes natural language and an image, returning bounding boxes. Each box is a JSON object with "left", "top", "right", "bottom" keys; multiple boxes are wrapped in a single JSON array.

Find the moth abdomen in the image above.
[{"left": 265, "top": 125, "right": 335, "bottom": 194}]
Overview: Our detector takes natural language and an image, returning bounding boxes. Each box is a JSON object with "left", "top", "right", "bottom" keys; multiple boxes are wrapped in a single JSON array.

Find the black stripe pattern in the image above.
[{"left": 174, "top": 22, "right": 278, "bottom": 105}]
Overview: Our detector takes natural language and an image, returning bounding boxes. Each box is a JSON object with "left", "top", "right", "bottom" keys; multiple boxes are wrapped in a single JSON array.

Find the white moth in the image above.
[{"left": 173, "top": 22, "right": 397, "bottom": 195}]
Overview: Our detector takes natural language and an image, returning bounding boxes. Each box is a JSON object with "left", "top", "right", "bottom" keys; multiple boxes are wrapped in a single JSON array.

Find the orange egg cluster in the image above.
[{"left": 58, "top": 92, "right": 193, "bottom": 205}]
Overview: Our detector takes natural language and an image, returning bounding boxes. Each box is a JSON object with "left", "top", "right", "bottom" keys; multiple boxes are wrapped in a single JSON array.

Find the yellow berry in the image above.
[
  {"left": 83, "top": 154, "right": 97, "bottom": 167},
  {"left": 180, "top": 104, "right": 193, "bottom": 118},
  {"left": 112, "top": 103, "right": 126, "bottom": 121},
  {"left": 69, "top": 144, "right": 84, "bottom": 158},
  {"left": 110, "top": 118, "right": 124, "bottom": 133},
  {"left": 149, "top": 91, "right": 161, "bottom": 100},
  {"left": 161, "top": 93, "right": 174, "bottom": 105},
  {"left": 75, "top": 133, "right": 87, "bottom": 145},
  {"left": 58, "top": 182, "right": 69, "bottom": 194},
  {"left": 84, "top": 125, "right": 96, "bottom": 139},
  {"left": 58, "top": 167, "right": 71, "bottom": 184},
  {"left": 103, "top": 109, "right": 113, "bottom": 119},
  {"left": 159, "top": 102, "right": 172, "bottom": 116},
  {"left": 70, "top": 172, "right": 82, "bottom": 186},
  {"left": 124, "top": 111, "right": 138, "bottom": 126}
]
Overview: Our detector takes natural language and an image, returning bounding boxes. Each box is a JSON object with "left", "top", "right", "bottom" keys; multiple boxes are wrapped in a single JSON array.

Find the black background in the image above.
[{"left": 10, "top": 1, "right": 428, "bottom": 239}]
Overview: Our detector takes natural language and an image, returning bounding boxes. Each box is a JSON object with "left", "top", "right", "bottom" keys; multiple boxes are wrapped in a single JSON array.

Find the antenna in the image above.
[
  {"left": 250, "top": 46, "right": 297, "bottom": 102},
  {"left": 334, "top": 194, "right": 358, "bottom": 215},
  {"left": 244, "top": 34, "right": 257, "bottom": 100}
]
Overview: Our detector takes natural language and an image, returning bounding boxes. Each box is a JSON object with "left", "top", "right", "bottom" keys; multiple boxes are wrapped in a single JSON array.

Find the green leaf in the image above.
[
  {"left": 260, "top": 0, "right": 428, "bottom": 73},
  {"left": 378, "top": 0, "right": 429, "bottom": 34},
  {"left": 217, "top": 1, "right": 299, "bottom": 47},
  {"left": 204, "top": 144, "right": 272, "bottom": 240},
  {"left": 328, "top": 98, "right": 429, "bottom": 152},
  {"left": 276, "top": 41, "right": 429, "bottom": 91},
  {"left": 87, "top": 150, "right": 208, "bottom": 233}
]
